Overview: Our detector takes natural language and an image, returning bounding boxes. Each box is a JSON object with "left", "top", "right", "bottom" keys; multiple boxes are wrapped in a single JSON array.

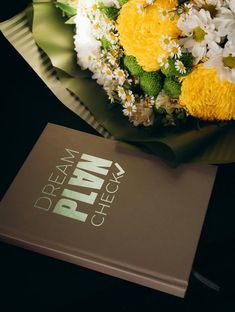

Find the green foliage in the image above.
[
  {"left": 55, "top": 2, "right": 77, "bottom": 17},
  {"left": 161, "top": 52, "right": 194, "bottom": 77},
  {"left": 123, "top": 55, "right": 144, "bottom": 76},
  {"left": 101, "top": 36, "right": 111, "bottom": 49},
  {"left": 65, "top": 15, "right": 76, "bottom": 24},
  {"left": 180, "top": 52, "right": 194, "bottom": 75},
  {"left": 161, "top": 58, "right": 177, "bottom": 77},
  {"left": 139, "top": 72, "right": 162, "bottom": 97},
  {"left": 99, "top": 3, "right": 119, "bottom": 20},
  {"left": 163, "top": 77, "right": 181, "bottom": 98},
  {"left": 118, "top": 0, "right": 129, "bottom": 6}
]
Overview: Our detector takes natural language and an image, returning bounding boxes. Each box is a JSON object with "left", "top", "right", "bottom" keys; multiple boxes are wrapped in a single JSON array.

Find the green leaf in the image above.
[
  {"left": 118, "top": 0, "right": 128, "bottom": 6},
  {"left": 99, "top": 4, "right": 119, "bottom": 20},
  {"left": 65, "top": 15, "right": 76, "bottom": 24},
  {"left": 55, "top": 2, "right": 77, "bottom": 17}
]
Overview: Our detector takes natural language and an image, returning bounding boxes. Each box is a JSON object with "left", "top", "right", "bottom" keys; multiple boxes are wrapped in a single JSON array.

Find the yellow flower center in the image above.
[
  {"left": 117, "top": 0, "right": 180, "bottom": 71},
  {"left": 183, "top": 6, "right": 190, "bottom": 14},
  {"left": 92, "top": 4, "right": 98, "bottom": 11},
  {"left": 171, "top": 46, "right": 179, "bottom": 54},
  {"left": 179, "top": 65, "right": 235, "bottom": 120},
  {"left": 179, "top": 63, "right": 185, "bottom": 70},
  {"left": 117, "top": 71, "right": 124, "bottom": 77},
  {"left": 193, "top": 26, "right": 206, "bottom": 42},
  {"left": 223, "top": 56, "right": 235, "bottom": 69},
  {"left": 164, "top": 38, "right": 170, "bottom": 45},
  {"left": 126, "top": 94, "right": 133, "bottom": 102}
]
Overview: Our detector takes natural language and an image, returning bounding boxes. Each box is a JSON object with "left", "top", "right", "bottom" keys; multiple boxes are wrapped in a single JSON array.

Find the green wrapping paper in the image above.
[{"left": 1, "top": 0, "right": 235, "bottom": 166}]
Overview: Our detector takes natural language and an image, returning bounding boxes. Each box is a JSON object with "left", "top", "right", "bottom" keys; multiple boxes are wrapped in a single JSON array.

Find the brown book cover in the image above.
[{"left": 0, "top": 123, "right": 216, "bottom": 297}]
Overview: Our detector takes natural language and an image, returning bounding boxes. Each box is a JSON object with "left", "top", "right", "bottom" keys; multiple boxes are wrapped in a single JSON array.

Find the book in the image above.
[{"left": 0, "top": 123, "right": 216, "bottom": 297}]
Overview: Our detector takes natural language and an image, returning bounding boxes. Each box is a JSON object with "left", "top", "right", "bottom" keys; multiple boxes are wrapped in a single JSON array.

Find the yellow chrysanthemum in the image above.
[
  {"left": 179, "top": 65, "right": 235, "bottom": 120},
  {"left": 117, "top": 0, "right": 181, "bottom": 72}
]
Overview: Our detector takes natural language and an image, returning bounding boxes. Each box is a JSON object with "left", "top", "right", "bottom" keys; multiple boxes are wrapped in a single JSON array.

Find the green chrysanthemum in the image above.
[{"left": 139, "top": 72, "right": 162, "bottom": 97}]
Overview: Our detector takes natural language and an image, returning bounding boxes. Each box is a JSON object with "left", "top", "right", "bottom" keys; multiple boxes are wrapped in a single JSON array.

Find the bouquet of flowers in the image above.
[{"left": 2, "top": 0, "right": 235, "bottom": 165}]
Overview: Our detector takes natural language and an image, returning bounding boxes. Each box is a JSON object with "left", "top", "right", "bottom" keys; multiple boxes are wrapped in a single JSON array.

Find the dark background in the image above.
[{"left": 1, "top": 1, "right": 235, "bottom": 311}]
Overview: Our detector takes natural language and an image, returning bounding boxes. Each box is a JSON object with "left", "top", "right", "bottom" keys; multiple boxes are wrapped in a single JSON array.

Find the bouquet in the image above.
[{"left": 2, "top": 0, "right": 235, "bottom": 165}]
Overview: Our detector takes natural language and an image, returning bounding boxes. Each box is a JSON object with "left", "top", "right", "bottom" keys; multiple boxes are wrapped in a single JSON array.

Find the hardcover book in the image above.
[{"left": 0, "top": 123, "right": 216, "bottom": 297}]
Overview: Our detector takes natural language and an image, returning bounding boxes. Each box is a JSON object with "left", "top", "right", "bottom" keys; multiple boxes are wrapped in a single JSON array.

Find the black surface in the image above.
[{"left": 1, "top": 2, "right": 235, "bottom": 311}]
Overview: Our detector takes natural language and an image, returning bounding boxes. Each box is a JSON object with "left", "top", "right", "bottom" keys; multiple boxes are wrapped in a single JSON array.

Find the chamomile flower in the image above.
[
  {"left": 159, "top": 8, "right": 169, "bottom": 20},
  {"left": 158, "top": 53, "right": 170, "bottom": 68},
  {"left": 114, "top": 68, "right": 126, "bottom": 85},
  {"left": 123, "top": 102, "right": 137, "bottom": 116},
  {"left": 91, "top": 3, "right": 98, "bottom": 12},
  {"left": 175, "top": 60, "right": 187, "bottom": 74},
  {"left": 102, "top": 65, "right": 113, "bottom": 80},
  {"left": 117, "top": 86, "right": 127, "bottom": 100},
  {"left": 125, "top": 91, "right": 135, "bottom": 105},
  {"left": 168, "top": 42, "right": 182, "bottom": 59},
  {"left": 160, "top": 35, "right": 172, "bottom": 50},
  {"left": 106, "top": 31, "right": 119, "bottom": 44},
  {"left": 100, "top": 15, "right": 115, "bottom": 31},
  {"left": 177, "top": 3, "right": 193, "bottom": 17},
  {"left": 106, "top": 52, "right": 116, "bottom": 65}
]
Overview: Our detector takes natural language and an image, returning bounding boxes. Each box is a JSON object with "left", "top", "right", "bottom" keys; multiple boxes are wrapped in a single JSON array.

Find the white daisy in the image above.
[
  {"left": 106, "top": 31, "right": 119, "bottom": 45},
  {"left": 214, "top": 2, "right": 235, "bottom": 39},
  {"left": 114, "top": 68, "right": 126, "bottom": 85},
  {"left": 177, "top": 3, "right": 193, "bottom": 17},
  {"left": 175, "top": 60, "right": 187, "bottom": 74},
  {"left": 159, "top": 8, "right": 169, "bottom": 20},
  {"left": 125, "top": 91, "right": 135, "bottom": 105},
  {"left": 158, "top": 53, "right": 170, "bottom": 68},
  {"left": 205, "top": 41, "right": 235, "bottom": 83},
  {"left": 106, "top": 52, "right": 116, "bottom": 65},
  {"left": 102, "top": 65, "right": 113, "bottom": 80},
  {"left": 178, "top": 8, "right": 220, "bottom": 64},
  {"left": 160, "top": 35, "right": 172, "bottom": 50},
  {"left": 168, "top": 42, "right": 182, "bottom": 59},
  {"left": 123, "top": 102, "right": 137, "bottom": 117},
  {"left": 90, "top": 3, "right": 98, "bottom": 12},
  {"left": 117, "top": 86, "right": 127, "bottom": 100},
  {"left": 228, "top": 30, "right": 235, "bottom": 47}
]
